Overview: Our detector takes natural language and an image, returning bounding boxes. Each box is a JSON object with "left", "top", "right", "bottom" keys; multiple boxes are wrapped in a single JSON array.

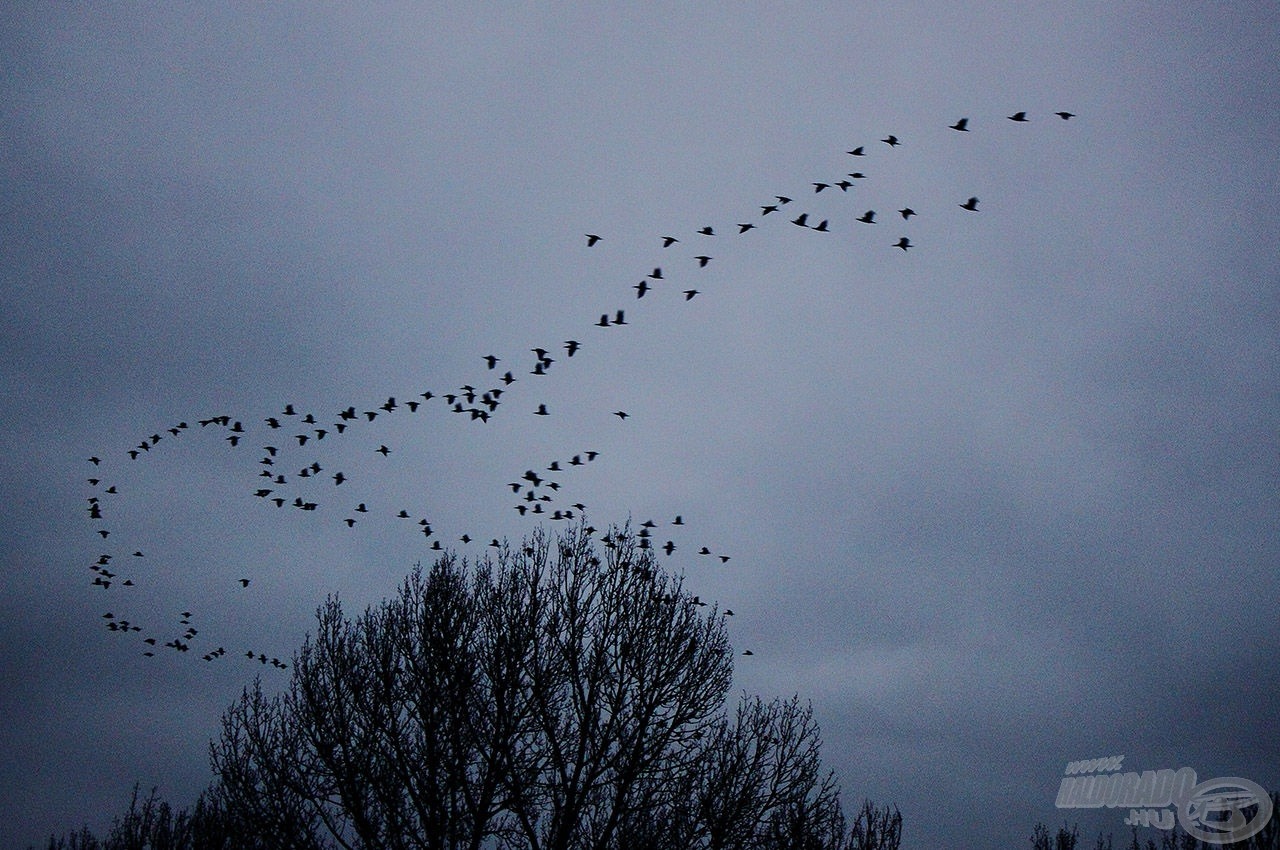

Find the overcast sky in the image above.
[{"left": 2, "top": 4, "right": 1278, "bottom": 848}]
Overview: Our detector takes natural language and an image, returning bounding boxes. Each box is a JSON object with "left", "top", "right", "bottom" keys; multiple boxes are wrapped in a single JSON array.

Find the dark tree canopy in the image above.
[{"left": 207, "top": 523, "right": 882, "bottom": 849}]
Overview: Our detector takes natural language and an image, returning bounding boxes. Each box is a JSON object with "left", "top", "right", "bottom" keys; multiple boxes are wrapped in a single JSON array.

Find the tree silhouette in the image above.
[{"left": 208, "top": 523, "right": 884, "bottom": 849}]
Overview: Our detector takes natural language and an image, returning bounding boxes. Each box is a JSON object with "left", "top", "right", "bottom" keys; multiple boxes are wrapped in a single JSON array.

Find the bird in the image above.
[
  {"left": 882, "top": 134, "right": 900, "bottom": 146},
  {"left": 1008, "top": 111, "right": 1028, "bottom": 122},
  {"left": 695, "top": 255, "right": 711, "bottom": 267},
  {"left": 376, "top": 445, "right": 390, "bottom": 456},
  {"left": 534, "top": 404, "right": 549, "bottom": 416},
  {"left": 564, "top": 340, "right": 580, "bottom": 357},
  {"left": 857, "top": 210, "right": 876, "bottom": 224},
  {"left": 894, "top": 237, "right": 912, "bottom": 251},
  {"left": 791, "top": 213, "right": 809, "bottom": 227},
  {"left": 661, "top": 236, "right": 679, "bottom": 247},
  {"left": 760, "top": 204, "right": 779, "bottom": 215},
  {"left": 633, "top": 280, "right": 651, "bottom": 298},
  {"left": 697, "top": 226, "right": 714, "bottom": 236},
  {"left": 483, "top": 354, "right": 499, "bottom": 369},
  {"left": 88, "top": 457, "right": 101, "bottom": 466},
  {"left": 1055, "top": 111, "right": 1075, "bottom": 120},
  {"left": 813, "top": 219, "right": 829, "bottom": 232},
  {"left": 613, "top": 310, "right": 626, "bottom": 325},
  {"left": 846, "top": 146, "right": 864, "bottom": 156},
  {"left": 332, "top": 472, "right": 345, "bottom": 485},
  {"left": 742, "top": 650, "right": 754, "bottom": 656},
  {"left": 585, "top": 233, "right": 602, "bottom": 246},
  {"left": 648, "top": 267, "right": 663, "bottom": 280},
  {"left": 238, "top": 578, "right": 250, "bottom": 587},
  {"left": 683, "top": 289, "right": 699, "bottom": 300},
  {"left": 950, "top": 117, "right": 969, "bottom": 131},
  {"left": 813, "top": 182, "right": 829, "bottom": 193},
  {"left": 898, "top": 207, "right": 916, "bottom": 220},
  {"left": 596, "top": 314, "right": 611, "bottom": 327},
  {"left": 737, "top": 223, "right": 755, "bottom": 233},
  {"left": 959, "top": 196, "right": 979, "bottom": 211},
  {"left": 673, "top": 515, "right": 683, "bottom": 525},
  {"left": 614, "top": 411, "right": 629, "bottom": 420}
]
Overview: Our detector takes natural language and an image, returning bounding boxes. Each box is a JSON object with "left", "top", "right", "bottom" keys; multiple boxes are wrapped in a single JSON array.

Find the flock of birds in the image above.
[{"left": 81, "top": 109, "right": 1074, "bottom": 669}]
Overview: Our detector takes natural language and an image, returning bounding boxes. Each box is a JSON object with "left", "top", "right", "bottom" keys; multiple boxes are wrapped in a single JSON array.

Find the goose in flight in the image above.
[
  {"left": 950, "top": 117, "right": 969, "bottom": 131},
  {"left": 1008, "top": 111, "right": 1028, "bottom": 122},
  {"left": 960, "top": 196, "right": 979, "bottom": 211},
  {"left": 585, "top": 233, "right": 602, "bottom": 246}
]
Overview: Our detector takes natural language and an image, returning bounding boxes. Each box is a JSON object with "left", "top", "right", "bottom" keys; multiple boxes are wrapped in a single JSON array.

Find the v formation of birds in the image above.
[{"left": 81, "top": 110, "right": 1074, "bottom": 667}]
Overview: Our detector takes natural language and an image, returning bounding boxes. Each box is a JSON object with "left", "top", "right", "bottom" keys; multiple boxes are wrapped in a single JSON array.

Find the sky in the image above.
[{"left": 2, "top": 4, "right": 1278, "bottom": 848}]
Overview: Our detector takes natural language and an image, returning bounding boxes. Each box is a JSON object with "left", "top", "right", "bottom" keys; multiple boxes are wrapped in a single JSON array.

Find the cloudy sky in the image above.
[{"left": 3, "top": 4, "right": 1278, "bottom": 848}]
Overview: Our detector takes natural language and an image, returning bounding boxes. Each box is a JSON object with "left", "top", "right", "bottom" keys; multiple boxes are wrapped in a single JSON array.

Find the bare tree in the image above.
[{"left": 209, "top": 523, "right": 879, "bottom": 849}]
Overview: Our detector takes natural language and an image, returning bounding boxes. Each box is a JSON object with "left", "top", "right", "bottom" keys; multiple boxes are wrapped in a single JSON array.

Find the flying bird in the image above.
[
  {"left": 1055, "top": 111, "right": 1075, "bottom": 120},
  {"left": 898, "top": 207, "right": 916, "bottom": 220},
  {"left": 534, "top": 404, "right": 549, "bottom": 416},
  {"left": 564, "top": 340, "right": 580, "bottom": 356},
  {"left": 661, "top": 236, "right": 679, "bottom": 247},
  {"left": 695, "top": 255, "right": 711, "bottom": 267},
  {"left": 791, "top": 213, "right": 809, "bottom": 227},
  {"left": 683, "top": 289, "right": 699, "bottom": 300},
  {"left": 585, "top": 233, "right": 602, "bottom": 246},
  {"left": 857, "top": 210, "right": 876, "bottom": 224},
  {"left": 614, "top": 411, "right": 629, "bottom": 420},
  {"left": 483, "top": 355, "right": 499, "bottom": 369},
  {"left": 882, "top": 134, "right": 900, "bottom": 146},
  {"left": 950, "top": 117, "right": 969, "bottom": 131},
  {"left": 894, "top": 237, "right": 912, "bottom": 251},
  {"left": 1008, "top": 111, "right": 1028, "bottom": 122},
  {"left": 846, "top": 146, "right": 864, "bottom": 156},
  {"left": 697, "top": 226, "right": 714, "bottom": 236},
  {"left": 238, "top": 579, "right": 250, "bottom": 587},
  {"left": 960, "top": 196, "right": 979, "bottom": 211},
  {"left": 634, "top": 280, "right": 651, "bottom": 298},
  {"left": 376, "top": 445, "right": 391, "bottom": 456},
  {"left": 737, "top": 223, "right": 755, "bottom": 233}
]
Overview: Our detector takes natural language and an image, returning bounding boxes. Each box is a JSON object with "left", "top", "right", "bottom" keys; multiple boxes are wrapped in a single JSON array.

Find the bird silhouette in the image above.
[
  {"left": 950, "top": 117, "right": 969, "bottom": 131},
  {"left": 894, "top": 237, "right": 912, "bottom": 251},
  {"left": 791, "top": 213, "right": 809, "bottom": 227},
  {"left": 614, "top": 411, "right": 629, "bottom": 420},
  {"left": 882, "top": 135, "right": 900, "bottom": 146},
  {"left": 695, "top": 255, "right": 711, "bottom": 267},
  {"left": 564, "top": 340, "right": 580, "bottom": 356},
  {"left": 1008, "top": 111, "right": 1028, "bottom": 122},
  {"left": 585, "top": 233, "right": 602, "bottom": 246},
  {"left": 238, "top": 579, "right": 250, "bottom": 587},
  {"left": 846, "top": 146, "right": 864, "bottom": 156},
  {"left": 483, "top": 355, "right": 499, "bottom": 369},
  {"left": 857, "top": 210, "right": 876, "bottom": 224},
  {"left": 534, "top": 404, "right": 549, "bottom": 416},
  {"left": 683, "top": 289, "right": 699, "bottom": 300},
  {"left": 737, "top": 223, "right": 755, "bottom": 233},
  {"left": 697, "top": 226, "right": 714, "bottom": 236},
  {"left": 1055, "top": 111, "right": 1075, "bottom": 120},
  {"left": 634, "top": 280, "right": 651, "bottom": 298},
  {"left": 899, "top": 207, "right": 916, "bottom": 219},
  {"left": 661, "top": 236, "right": 679, "bottom": 247},
  {"left": 960, "top": 196, "right": 979, "bottom": 211}
]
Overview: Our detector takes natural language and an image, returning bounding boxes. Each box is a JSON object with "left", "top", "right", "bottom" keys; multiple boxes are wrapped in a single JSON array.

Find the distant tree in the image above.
[{"left": 209, "top": 523, "right": 888, "bottom": 849}]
